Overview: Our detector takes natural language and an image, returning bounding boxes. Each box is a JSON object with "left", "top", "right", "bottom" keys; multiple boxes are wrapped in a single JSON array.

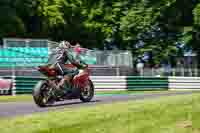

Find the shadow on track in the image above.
[{"left": 45, "top": 100, "right": 101, "bottom": 108}]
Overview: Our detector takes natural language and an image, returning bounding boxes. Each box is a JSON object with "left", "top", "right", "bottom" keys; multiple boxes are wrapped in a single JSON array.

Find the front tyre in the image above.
[
  {"left": 32, "top": 81, "right": 50, "bottom": 107},
  {"left": 80, "top": 80, "right": 94, "bottom": 102}
]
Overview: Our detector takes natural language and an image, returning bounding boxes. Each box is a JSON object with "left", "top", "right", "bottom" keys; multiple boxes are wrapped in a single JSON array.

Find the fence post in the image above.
[
  {"left": 141, "top": 68, "right": 144, "bottom": 77},
  {"left": 11, "top": 67, "right": 16, "bottom": 96},
  {"left": 181, "top": 68, "right": 184, "bottom": 77},
  {"left": 195, "top": 68, "right": 198, "bottom": 77},
  {"left": 172, "top": 68, "right": 175, "bottom": 76},
  {"left": 116, "top": 67, "right": 120, "bottom": 76},
  {"left": 190, "top": 69, "right": 192, "bottom": 77}
]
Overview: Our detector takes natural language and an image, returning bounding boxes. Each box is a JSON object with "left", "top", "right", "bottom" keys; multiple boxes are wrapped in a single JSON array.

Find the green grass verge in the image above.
[
  {"left": 0, "top": 93, "right": 199, "bottom": 133},
  {"left": 0, "top": 90, "right": 168, "bottom": 102},
  {"left": 0, "top": 95, "right": 33, "bottom": 103}
]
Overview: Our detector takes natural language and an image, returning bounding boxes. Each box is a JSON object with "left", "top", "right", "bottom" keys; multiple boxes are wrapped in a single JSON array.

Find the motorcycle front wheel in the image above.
[{"left": 32, "top": 81, "right": 53, "bottom": 107}]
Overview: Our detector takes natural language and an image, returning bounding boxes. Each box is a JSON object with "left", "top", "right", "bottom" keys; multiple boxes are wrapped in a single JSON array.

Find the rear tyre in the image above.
[
  {"left": 80, "top": 80, "right": 94, "bottom": 102},
  {"left": 32, "top": 81, "right": 50, "bottom": 107}
]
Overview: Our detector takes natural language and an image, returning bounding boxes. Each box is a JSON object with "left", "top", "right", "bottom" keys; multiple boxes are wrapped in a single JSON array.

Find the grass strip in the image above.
[{"left": 0, "top": 93, "right": 199, "bottom": 133}]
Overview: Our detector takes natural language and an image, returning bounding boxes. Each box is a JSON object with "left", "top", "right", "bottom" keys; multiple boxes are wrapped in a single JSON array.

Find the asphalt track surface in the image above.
[{"left": 0, "top": 91, "right": 197, "bottom": 118}]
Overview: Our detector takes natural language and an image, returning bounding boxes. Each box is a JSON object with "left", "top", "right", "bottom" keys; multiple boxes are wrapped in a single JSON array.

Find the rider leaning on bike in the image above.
[{"left": 55, "top": 41, "right": 87, "bottom": 91}]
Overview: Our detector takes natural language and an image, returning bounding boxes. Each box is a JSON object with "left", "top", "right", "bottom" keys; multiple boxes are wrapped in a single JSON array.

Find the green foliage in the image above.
[
  {"left": 0, "top": 5, "right": 26, "bottom": 37},
  {"left": 193, "top": 3, "right": 200, "bottom": 25},
  {"left": 37, "top": 0, "right": 64, "bottom": 26},
  {"left": 1, "top": 0, "right": 200, "bottom": 66}
]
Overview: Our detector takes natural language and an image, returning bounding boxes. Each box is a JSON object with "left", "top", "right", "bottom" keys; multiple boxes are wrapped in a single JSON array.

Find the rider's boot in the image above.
[{"left": 55, "top": 82, "right": 66, "bottom": 99}]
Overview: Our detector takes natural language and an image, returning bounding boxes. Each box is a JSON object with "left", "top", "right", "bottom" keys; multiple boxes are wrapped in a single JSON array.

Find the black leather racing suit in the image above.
[{"left": 55, "top": 48, "right": 86, "bottom": 77}]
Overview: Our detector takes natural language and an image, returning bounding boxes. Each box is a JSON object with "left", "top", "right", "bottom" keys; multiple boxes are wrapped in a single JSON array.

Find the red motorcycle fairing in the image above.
[
  {"left": 72, "top": 70, "right": 90, "bottom": 90},
  {"left": 39, "top": 64, "right": 77, "bottom": 77},
  {"left": 38, "top": 64, "right": 90, "bottom": 90},
  {"left": 38, "top": 66, "right": 57, "bottom": 77}
]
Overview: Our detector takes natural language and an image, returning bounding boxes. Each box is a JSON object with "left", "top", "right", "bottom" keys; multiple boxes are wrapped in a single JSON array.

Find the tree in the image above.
[
  {"left": 0, "top": 0, "right": 26, "bottom": 38},
  {"left": 1, "top": 0, "right": 200, "bottom": 67}
]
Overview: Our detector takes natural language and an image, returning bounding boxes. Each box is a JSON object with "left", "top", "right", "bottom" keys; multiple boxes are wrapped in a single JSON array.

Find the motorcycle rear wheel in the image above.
[{"left": 80, "top": 80, "right": 94, "bottom": 102}]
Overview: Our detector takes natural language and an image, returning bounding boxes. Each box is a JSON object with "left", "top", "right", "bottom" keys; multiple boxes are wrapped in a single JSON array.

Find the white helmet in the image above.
[{"left": 59, "top": 41, "right": 71, "bottom": 49}]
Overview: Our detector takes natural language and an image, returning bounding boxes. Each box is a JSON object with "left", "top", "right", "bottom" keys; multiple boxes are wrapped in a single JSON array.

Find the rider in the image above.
[{"left": 55, "top": 41, "right": 87, "bottom": 92}]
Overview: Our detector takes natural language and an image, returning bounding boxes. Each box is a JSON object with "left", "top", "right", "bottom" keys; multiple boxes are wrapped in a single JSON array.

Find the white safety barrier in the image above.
[
  {"left": 169, "top": 77, "right": 200, "bottom": 89},
  {"left": 90, "top": 76, "right": 127, "bottom": 90}
]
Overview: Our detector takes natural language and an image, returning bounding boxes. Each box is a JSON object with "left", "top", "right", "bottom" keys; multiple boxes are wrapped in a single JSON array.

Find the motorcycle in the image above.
[{"left": 32, "top": 63, "right": 94, "bottom": 107}]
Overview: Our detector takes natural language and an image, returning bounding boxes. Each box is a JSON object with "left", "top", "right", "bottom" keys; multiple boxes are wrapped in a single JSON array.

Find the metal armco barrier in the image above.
[
  {"left": 92, "top": 76, "right": 169, "bottom": 90},
  {"left": 13, "top": 76, "right": 169, "bottom": 94},
  {"left": 15, "top": 76, "right": 45, "bottom": 94},
  {"left": 168, "top": 77, "right": 200, "bottom": 89},
  {"left": 126, "top": 76, "right": 168, "bottom": 90},
  {"left": 1, "top": 76, "right": 200, "bottom": 95},
  {"left": 91, "top": 76, "right": 127, "bottom": 90}
]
